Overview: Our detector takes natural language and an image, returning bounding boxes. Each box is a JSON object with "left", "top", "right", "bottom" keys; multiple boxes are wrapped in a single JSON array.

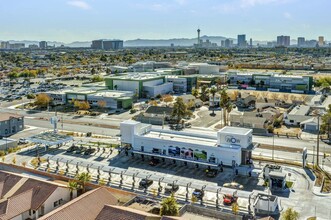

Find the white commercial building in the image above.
[
  {"left": 189, "top": 63, "right": 220, "bottom": 74},
  {"left": 120, "top": 121, "right": 256, "bottom": 166}
]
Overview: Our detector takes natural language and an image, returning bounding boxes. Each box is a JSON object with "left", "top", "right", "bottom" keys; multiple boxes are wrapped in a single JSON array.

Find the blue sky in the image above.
[{"left": 0, "top": 0, "right": 329, "bottom": 43}]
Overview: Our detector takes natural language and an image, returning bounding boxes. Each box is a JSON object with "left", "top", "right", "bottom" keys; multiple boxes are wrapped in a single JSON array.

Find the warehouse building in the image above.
[{"left": 227, "top": 72, "right": 313, "bottom": 93}]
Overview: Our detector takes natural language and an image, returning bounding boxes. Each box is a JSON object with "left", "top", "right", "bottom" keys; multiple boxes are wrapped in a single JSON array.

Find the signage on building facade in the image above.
[{"left": 225, "top": 135, "right": 240, "bottom": 144}]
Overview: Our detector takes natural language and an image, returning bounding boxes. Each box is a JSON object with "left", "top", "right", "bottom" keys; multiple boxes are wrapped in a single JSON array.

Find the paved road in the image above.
[{"left": 1, "top": 103, "right": 330, "bottom": 154}]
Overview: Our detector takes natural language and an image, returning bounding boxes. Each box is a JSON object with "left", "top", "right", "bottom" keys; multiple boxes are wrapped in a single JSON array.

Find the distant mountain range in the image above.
[
  {"left": 3, "top": 36, "right": 308, "bottom": 48},
  {"left": 2, "top": 35, "right": 234, "bottom": 48},
  {"left": 124, "top": 35, "right": 232, "bottom": 47}
]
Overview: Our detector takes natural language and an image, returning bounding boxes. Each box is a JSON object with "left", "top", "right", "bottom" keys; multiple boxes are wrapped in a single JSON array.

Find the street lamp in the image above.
[{"left": 316, "top": 115, "right": 321, "bottom": 166}]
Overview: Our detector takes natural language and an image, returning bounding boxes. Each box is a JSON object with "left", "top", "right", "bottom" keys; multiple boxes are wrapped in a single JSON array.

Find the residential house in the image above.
[
  {"left": 95, "top": 205, "right": 160, "bottom": 220},
  {"left": 284, "top": 105, "right": 311, "bottom": 126},
  {"left": 40, "top": 187, "right": 171, "bottom": 220},
  {"left": 39, "top": 187, "right": 123, "bottom": 220},
  {"left": 0, "top": 113, "right": 24, "bottom": 137},
  {"left": 179, "top": 94, "right": 203, "bottom": 108},
  {"left": 255, "top": 98, "right": 277, "bottom": 111},
  {"left": 229, "top": 111, "right": 268, "bottom": 130},
  {"left": 136, "top": 106, "right": 173, "bottom": 125},
  {"left": 300, "top": 117, "right": 320, "bottom": 132},
  {"left": 0, "top": 171, "right": 72, "bottom": 220},
  {"left": 236, "top": 92, "right": 256, "bottom": 108}
]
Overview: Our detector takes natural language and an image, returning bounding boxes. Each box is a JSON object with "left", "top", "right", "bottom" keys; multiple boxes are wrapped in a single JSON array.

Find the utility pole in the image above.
[
  {"left": 272, "top": 133, "right": 275, "bottom": 161},
  {"left": 317, "top": 116, "right": 320, "bottom": 166}
]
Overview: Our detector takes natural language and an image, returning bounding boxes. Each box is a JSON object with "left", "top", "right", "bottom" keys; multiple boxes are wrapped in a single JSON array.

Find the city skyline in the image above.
[{"left": 0, "top": 0, "right": 330, "bottom": 43}]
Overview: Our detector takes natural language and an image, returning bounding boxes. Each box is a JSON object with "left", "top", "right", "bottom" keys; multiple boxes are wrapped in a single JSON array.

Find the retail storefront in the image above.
[{"left": 120, "top": 120, "right": 257, "bottom": 166}]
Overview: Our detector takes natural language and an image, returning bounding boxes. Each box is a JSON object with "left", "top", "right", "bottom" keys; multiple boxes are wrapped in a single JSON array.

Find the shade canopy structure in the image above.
[
  {"left": 132, "top": 150, "right": 219, "bottom": 167},
  {"left": 26, "top": 132, "right": 73, "bottom": 146}
]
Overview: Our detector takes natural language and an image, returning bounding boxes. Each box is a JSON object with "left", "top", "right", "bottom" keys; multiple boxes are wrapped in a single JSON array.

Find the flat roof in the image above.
[
  {"left": 289, "top": 105, "right": 310, "bottom": 115},
  {"left": 218, "top": 126, "right": 252, "bottom": 135},
  {"left": 92, "top": 90, "right": 133, "bottom": 98},
  {"left": 143, "top": 131, "right": 218, "bottom": 147},
  {"left": 106, "top": 72, "right": 164, "bottom": 81}
]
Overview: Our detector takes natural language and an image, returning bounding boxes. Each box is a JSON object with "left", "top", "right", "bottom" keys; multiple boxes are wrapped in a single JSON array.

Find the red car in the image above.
[{"left": 223, "top": 194, "right": 238, "bottom": 205}]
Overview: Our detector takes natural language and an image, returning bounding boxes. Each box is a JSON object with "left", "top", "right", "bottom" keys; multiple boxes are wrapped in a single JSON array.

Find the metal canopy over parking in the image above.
[
  {"left": 26, "top": 132, "right": 73, "bottom": 146},
  {"left": 42, "top": 153, "right": 254, "bottom": 199},
  {"left": 132, "top": 150, "right": 219, "bottom": 167}
]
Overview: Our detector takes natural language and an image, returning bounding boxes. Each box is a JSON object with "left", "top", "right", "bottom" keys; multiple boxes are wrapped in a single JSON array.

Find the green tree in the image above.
[
  {"left": 191, "top": 88, "right": 199, "bottom": 98},
  {"left": 210, "top": 86, "right": 217, "bottom": 115},
  {"left": 74, "top": 101, "right": 90, "bottom": 110},
  {"left": 91, "top": 75, "right": 104, "bottom": 82},
  {"left": 75, "top": 172, "right": 91, "bottom": 193},
  {"left": 281, "top": 208, "right": 299, "bottom": 220},
  {"left": 172, "top": 97, "right": 191, "bottom": 128},
  {"left": 160, "top": 193, "right": 179, "bottom": 216},
  {"left": 200, "top": 85, "right": 209, "bottom": 102},
  {"left": 35, "top": 93, "right": 51, "bottom": 108},
  {"left": 68, "top": 180, "right": 78, "bottom": 200}
]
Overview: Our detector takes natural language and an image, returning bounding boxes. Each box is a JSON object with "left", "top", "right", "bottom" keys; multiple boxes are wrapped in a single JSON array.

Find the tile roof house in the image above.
[
  {"left": 0, "top": 171, "right": 71, "bottom": 220},
  {"left": 96, "top": 205, "right": 160, "bottom": 220},
  {"left": 39, "top": 187, "right": 121, "bottom": 220}
]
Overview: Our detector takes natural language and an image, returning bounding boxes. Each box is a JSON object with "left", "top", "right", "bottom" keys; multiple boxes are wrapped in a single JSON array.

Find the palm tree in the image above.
[
  {"left": 68, "top": 180, "right": 78, "bottom": 200},
  {"left": 160, "top": 193, "right": 179, "bottom": 216},
  {"left": 210, "top": 86, "right": 217, "bottom": 116},
  {"left": 220, "top": 89, "right": 231, "bottom": 126},
  {"left": 75, "top": 172, "right": 91, "bottom": 193}
]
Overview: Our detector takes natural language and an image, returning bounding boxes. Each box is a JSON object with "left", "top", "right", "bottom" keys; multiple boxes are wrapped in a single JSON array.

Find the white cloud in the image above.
[
  {"left": 175, "top": 0, "right": 188, "bottom": 5},
  {"left": 283, "top": 12, "right": 292, "bottom": 19},
  {"left": 214, "top": 0, "right": 292, "bottom": 13},
  {"left": 67, "top": 1, "right": 91, "bottom": 10}
]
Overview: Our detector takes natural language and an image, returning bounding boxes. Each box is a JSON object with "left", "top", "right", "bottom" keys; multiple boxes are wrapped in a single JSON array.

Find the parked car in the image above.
[
  {"left": 223, "top": 194, "right": 238, "bottom": 205},
  {"left": 205, "top": 168, "right": 218, "bottom": 178},
  {"left": 192, "top": 189, "right": 204, "bottom": 200},
  {"left": 149, "top": 158, "right": 160, "bottom": 166},
  {"left": 164, "top": 183, "right": 179, "bottom": 193},
  {"left": 75, "top": 147, "right": 86, "bottom": 154},
  {"left": 322, "top": 139, "right": 331, "bottom": 145},
  {"left": 18, "top": 138, "right": 29, "bottom": 145},
  {"left": 84, "top": 147, "right": 96, "bottom": 155},
  {"left": 66, "top": 145, "right": 79, "bottom": 153},
  {"left": 139, "top": 179, "right": 153, "bottom": 189}
]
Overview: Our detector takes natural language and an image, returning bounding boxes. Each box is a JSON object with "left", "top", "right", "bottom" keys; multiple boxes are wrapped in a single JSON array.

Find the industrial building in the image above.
[
  {"left": 166, "top": 75, "right": 197, "bottom": 93},
  {"left": 46, "top": 88, "right": 134, "bottom": 109},
  {"left": 105, "top": 73, "right": 173, "bottom": 98},
  {"left": 120, "top": 120, "right": 256, "bottom": 166},
  {"left": 227, "top": 72, "right": 313, "bottom": 93}
]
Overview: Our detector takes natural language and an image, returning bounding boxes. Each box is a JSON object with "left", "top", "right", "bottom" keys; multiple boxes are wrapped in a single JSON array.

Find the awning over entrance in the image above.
[{"left": 132, "top": 150, "right": 219, "bottom": 167}]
